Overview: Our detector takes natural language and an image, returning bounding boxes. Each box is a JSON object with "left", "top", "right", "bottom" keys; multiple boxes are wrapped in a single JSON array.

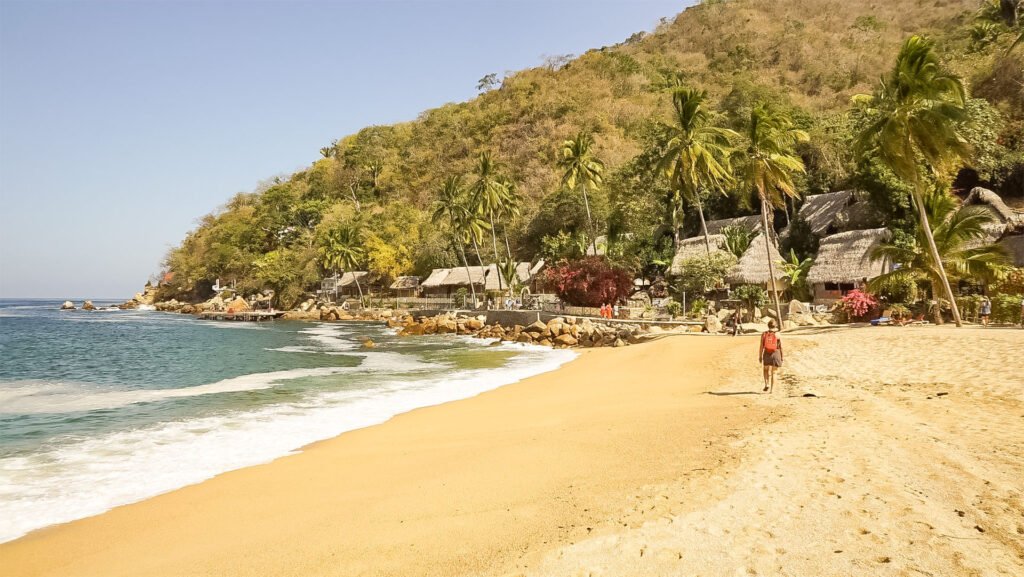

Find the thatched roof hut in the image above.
[
  {"left": 444, "top": 265, "right": 489, "bottom": 287},
  {"left": 484, "top": 262, "right": 542, "bottom": 291},
  {"left": 389, "top": 276, "right": 420, "bottom": 291},
  {"left": 669, "top": 234, "right": 728, "bottom": 276},
  {"left": 337, "top": 271, "right": 369, "bottom": 287},
  {"left": 999, "top": 234, "right": 1024, "bottom": 267},
  {"left": 725, "top": 233, "right": 786, "bottom": 286},
  {"left": 964, "top": 187, "right": 1024, "bottom": 233},
  {"left": 704, "top": 215, "right": 762, "bottom": 235},
  {"left": 794, "top": 190, "right": 854, "bottom": 236},
  {"left": 807, "top": 228, "right": 890, "bottom": 285},
  {"left": 420, "top": 268, "right": 452, "bottom": 288}
]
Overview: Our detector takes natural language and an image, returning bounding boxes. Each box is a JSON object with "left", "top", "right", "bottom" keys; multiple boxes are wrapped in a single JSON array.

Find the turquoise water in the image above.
[{"left": 0, "top": 299, "right": 574, "bottom": 542}]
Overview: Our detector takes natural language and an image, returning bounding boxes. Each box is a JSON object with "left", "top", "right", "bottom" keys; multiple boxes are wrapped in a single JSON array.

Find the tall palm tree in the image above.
[
  {"left": 469, "top": 151, "right": 513, "bottom": 293},
  {"left": 853, "top": 35, "right": 971, "bottom": 326},
  {"left": 323, "top": 223, "right": 368, "bottom": 301},
  {"left": 432, "top": 175, "right": 478, "bottom": 304},
  {"left": 656, "top": 88, "right": 739, "bottom": 256},
  {"left": 738, "top": 103, "right": 809, "bottom": 325},
  {"left": 869, "top": 188, "right": 1008, "bottom": 323},
  {"left": 557, "top": 132, "right": 605, "bottom": 255}
]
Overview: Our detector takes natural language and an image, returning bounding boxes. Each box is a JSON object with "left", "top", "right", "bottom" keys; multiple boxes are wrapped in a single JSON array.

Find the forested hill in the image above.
[{"left": 162, "top": 0, "right": 1023, "bottom": 307}]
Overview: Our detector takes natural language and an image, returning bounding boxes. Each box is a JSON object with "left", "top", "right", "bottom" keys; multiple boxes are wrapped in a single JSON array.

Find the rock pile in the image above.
[{"left": 387, "top": 313, "right": 648, "bottom": 349}]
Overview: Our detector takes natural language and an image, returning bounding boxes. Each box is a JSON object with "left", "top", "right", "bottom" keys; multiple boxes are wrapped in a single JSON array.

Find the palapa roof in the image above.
[
  {"left": 794, "top": 190, "right": 854, "bottom": 236},
  {"left": 725, "top": 233, "right": 787, "bottom": 285},
  {"left": 444, "top": 265, "right": 489, "bottom": 287},
  {"left": 807, "top": 228, "right": 890, "bottom": 285},
  {"left": 484, "top": 262, "right": 537, "bottom": 291},
  {"left": 420, "top": 268, "right": 452, "bottom": 288},
  {"left": 337, "top": 271, "right": 369, "bottom": 287},
  {"left": 999, "top": 234, "right": 1024, "bottom": 267},
  {"left": 964, "top": 187, "right": 1024, "bottom": 233},
  {"left": 669, "top": 234, "right": 728, "bottom": 276},
  {"left": 704, "top": 215, "right": 762, "bottom": 235},
  {"left": 389, "top": 275, "right": 420, "bottom": 290}
]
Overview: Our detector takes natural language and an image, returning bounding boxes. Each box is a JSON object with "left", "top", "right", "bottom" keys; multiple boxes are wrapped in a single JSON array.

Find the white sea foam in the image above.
[
  {"left": 0, "top": 346, "right": 575, "bottom": 543},
  {"left": 0, "top": 353, "right": 437, "bottom": 415}
]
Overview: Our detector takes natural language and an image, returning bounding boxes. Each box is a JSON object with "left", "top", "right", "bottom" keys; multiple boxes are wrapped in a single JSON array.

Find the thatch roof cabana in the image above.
[
  {"left": 669, "top": 234, "right": 728, "bottom": 276},
  {"left": 807, "top": 228, "right": 890, "bottom": 285},
  {"left": 794, "top": 190, "right": 854, "bottom": 236},
  {"left": 337, "top": 271, "right": 369, "bottom": 287},
  {"left": 964, "top": 187, "right": 1024, "bottom": 233},
  {"left": 484, "top": 262, "right": 537, "bottom": 291},
  {"left": 420, "top": 268, "right": 452, "bottom": 288},
  {"left": 444, "top": 265, "right": 489, "bottom": 287},
  {"left": 725, "top": 233, "right": 786, "bottom": 286},
  {"left": 999, "top": 234, "right": 1024, "bottom": 267},
  {"left": 704, "top": 215, "right": 762, "bottom": 235},
  {"left": 389, "top": 276, "right": 420, "bottom": 291}
]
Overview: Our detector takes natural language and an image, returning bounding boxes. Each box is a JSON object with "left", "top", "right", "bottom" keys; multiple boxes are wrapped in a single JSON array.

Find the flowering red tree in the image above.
[
  {"left": 838, "top": 289, "right": 878, "bottom": 320},
  {"left": 543, "top": 257, "right": 634, "bottom": 307}
]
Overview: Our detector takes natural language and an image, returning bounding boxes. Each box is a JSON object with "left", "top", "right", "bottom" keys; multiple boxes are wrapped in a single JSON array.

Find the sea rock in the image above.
[
  {"left": 180, "top": 304, "right": 196, "bottom": 314},
  {"left": 60, "top": 300, "right": 75, "bottom": 310},
  {"left": 524, "top": 320, "right": 548, "bottom": 334},
  {"left": 465, "top": 318, "right": 483, "bottom": 331},
  {"left": 553, "top": 334, "right": 578, "bottom": 347},
  {"left": 516, "top": 332, "right": 534, "bottom": 343},
  {"left": 538, "top": 338, "right": 552, "bottom": 347},
  {"left": 399, "top": 322, "right": 425, "bottom": 336},
  {"left": 81, "top": 300, "right": 96, "bottom": 311},
  {"left": 361, "top": 339, "right": 376, "bottom": 349}
]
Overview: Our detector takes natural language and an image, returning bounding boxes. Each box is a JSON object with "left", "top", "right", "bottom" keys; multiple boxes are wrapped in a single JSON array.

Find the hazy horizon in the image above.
[{"left": 0, "top": 0, "right": 691, "bottom": 299}]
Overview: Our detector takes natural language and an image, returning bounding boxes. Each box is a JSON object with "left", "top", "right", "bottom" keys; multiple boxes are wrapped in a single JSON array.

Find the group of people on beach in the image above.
[{"left": 598, "top": 303, "right": 618, "bottom": 319}]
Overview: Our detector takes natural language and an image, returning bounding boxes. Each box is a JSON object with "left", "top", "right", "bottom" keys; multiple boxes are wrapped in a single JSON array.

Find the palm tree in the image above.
[
  {"left": 738, "top": 103, "right": 809, "bottom": 325},
  {"left": 721, "top": 225, "right": 756, "bottom": 259},
  {"left": 656, "top": 88, "right": 739, "bottom": 257},
  {"left": 780, "top": 249, "right": 814, "bottom": 301},
  {"left": 469, "top": 151, "right": 513, "bottom": 293},
  {"left": 869, "top": 188, "right": 1008, "bottom": 323},
  {"left": 853, "top": 35, "right": 971, "bottom": 326},
  {"left": 432, "top": 175, "right": 477, "bottom": 305},
  {"left": 557, "top": 132, "right": 605, "bottom": 255},
  {"left": 323, "top": 225, "right": 366, "bottom": 301}
]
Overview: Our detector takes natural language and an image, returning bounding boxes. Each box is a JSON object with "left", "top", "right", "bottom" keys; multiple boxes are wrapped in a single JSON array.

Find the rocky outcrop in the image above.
[
  {"left": 82, "top": 301, "right": 96, "bottom": 311},
  {"left": 60, "top": 301, "right": 75, "bottom": 310}
]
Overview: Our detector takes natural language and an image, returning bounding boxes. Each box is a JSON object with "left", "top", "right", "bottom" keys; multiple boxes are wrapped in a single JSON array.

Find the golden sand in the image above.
[{"left": 3, "top": 327, "right": 1022, "bottom": 577}]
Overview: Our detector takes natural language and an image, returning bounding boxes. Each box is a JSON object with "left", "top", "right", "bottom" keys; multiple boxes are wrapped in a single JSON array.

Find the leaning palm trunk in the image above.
[
  {"left": 581, "top": 186, "right": 598, "bottom": 256},
  {"left": 760, "top": 197, "right": 784, "bottom": 326},
  {"left": 456, "top": 240, "right": 477, "bottom": 306},
  {"left": 695, "top": 193, "right": 712, "bottom": 257},
  {"left": 487, "top": 209, "right": 504, "bottom": 295},
  {"left": 353, "top": 276, "right": 364, "bottom": 305},
  {"left": 912, "top": 183, "right": 962, "bottom": 327}
]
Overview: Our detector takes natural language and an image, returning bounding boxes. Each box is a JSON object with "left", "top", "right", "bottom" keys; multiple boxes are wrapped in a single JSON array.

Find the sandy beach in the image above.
[{"left": 3, "top": 327, "right": 1023, "bottom": 577}]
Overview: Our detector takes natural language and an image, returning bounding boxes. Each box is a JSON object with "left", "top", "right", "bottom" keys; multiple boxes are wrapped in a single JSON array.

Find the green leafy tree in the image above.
[
  {"left": 869, "top": 188, "right": 1008, "bottom": 323},
  {"left": 656, "top": 88, "right": 738, "bottom": 254},
  {"left": 319, "top": 225, "right": 366, "bottom": 300},
  {"left": 737, "top": 103, "right": 809, "bottom": 324},
  {"left": 853, "top": 35, "right": 972, "bottom": 326},
  {"left": 432, "top": 175, "right": 478, "bottom": 304},
  {"left": 557, "top": 132, "right": 606, "bottom": 256},
  {"left": 469, "top": 151, "right": 515, "bottom": 293}
]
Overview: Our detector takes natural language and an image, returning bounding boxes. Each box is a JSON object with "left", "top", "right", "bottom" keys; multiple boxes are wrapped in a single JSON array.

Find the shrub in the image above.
[
  {"left": 674, "top": 253, "right": 737, "bottom": 295},
  {"left": 838, "top": 289, "right": 877, "bottom": 321},
  {"left": 689, "top": 297, "right": 708, "bottom": 317},
  {"left": 734, "top": 284, "right": 768, "bottom": 310},
  {"left": 666, "top": 300, "right": 682, "bottom": 318},
  {"left": 992, "top": 294, "right": 1023, "bottom": 324},
  {"left": 991, "top": 267, "right": 1024, "bottom": 296},
  {"left": 543, "top": 257, "right": 634, "bottom": 307},
  {"left": 780, "top": 216, "right": 819, "bottom": 261},
  {"left": 955, "top": 294, "right": 984, "bottom": 321},
  {"left": 888, "top": 303, "right": 911, "bottom": 320}
]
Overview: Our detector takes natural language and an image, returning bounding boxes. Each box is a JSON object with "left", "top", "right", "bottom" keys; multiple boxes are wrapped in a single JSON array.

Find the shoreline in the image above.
[{"left": 0, "top": 334, "right": 762, "bottom": 576}]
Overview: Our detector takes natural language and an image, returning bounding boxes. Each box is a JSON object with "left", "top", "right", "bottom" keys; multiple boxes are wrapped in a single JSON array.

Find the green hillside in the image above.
[{"left": 161, "top": 0, "right": 1023, "bottom": 307}]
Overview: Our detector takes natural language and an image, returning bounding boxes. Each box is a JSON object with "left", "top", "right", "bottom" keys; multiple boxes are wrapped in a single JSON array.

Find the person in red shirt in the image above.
[{"left": 758, "top": 320, "right": 783, "bottom": 393}]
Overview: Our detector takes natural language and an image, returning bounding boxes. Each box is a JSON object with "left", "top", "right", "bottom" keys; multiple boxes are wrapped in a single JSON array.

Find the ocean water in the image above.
[{"left": 0, "top": 299, "right": 575, "bottom": 543}]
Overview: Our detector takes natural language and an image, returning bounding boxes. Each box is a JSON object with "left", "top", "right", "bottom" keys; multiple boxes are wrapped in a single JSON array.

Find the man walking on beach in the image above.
[
  {"left": 759, "top": 320, "right": 783, "bottom": 393},
  {"left": 980, "top": 296, "right": 992, "bottom": 326}
]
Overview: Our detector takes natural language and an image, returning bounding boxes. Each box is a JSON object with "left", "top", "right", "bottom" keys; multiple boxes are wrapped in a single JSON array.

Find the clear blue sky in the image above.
[{"left": 0, "top": 0, "right": 690, "bottom": 299}]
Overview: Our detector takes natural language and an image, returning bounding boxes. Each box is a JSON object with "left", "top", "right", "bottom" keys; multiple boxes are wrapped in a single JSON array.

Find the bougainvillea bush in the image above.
[
  {"left": 838, "top": 289, "right": 878, "bottom": 321},
  {"left": 543, "top": 257, "right": 633, "bottom": 307}
]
